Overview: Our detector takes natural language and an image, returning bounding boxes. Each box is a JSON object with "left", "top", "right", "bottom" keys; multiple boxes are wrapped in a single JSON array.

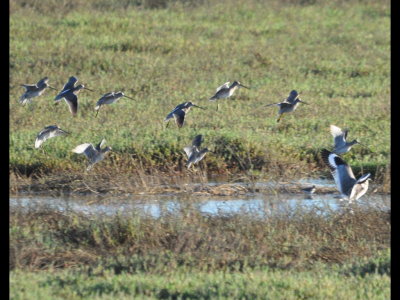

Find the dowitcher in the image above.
[
  {"left": 94, "top": 91, "right": 135, "bottom": 117},
  {"left": 35, "top": 125, "right": 69, "bottom": 148},
  {"left": 330, "top": 125, "right": 367, "bottom": 155},
  {"left": 265, "top": 90, "right": 308, "bottom": 122},
  {"left": 209, "top": 81, "right": 249, "bottom": 111},
  {"left": 321, "top": 149, "right": 371, "bottom": 202},
  {"left": 184, "top": 134, "right": 211, "bottom": 169},
  {"left": 164, "top": 102, "right": 205, "bottom": 128},
  {"left": 54, "top": 76, "right": 93, "bottom": 116},
  {"left": 19, "top": 77, "right": 57, "bottom": 105},
  {"left": 72, "top": 138, "right": 112, "bottom": 171}
]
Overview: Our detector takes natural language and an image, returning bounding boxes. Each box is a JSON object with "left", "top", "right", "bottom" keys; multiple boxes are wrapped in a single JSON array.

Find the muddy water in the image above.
[{"left": 10, "top": 180, "right": 390, "bottom": 218}]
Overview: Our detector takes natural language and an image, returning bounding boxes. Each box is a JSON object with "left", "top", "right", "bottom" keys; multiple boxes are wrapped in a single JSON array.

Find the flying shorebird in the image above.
[
  {"left": 35, "top": 125, "right": 69, "bottom": 149},
  {"left": 54, "top": 76, "right": 94, "bottom": 116},
  {"left": 330, "top": 125, "right": 368, "bottom": 155},
  {"left": 209, "top": 81, "right": 250, "bottom": 111},
  {"left": 94, "top": 91, "right": 135, "bottom": 117},
  {"left": 183, "top": 135, "right": 211, "bottom": 169},
  {"left": 19, "top": 77, "right": 57, "bottom": 105},
  {"left": 72, "top": 139, "right": 112, "bottom": 171},
  {"left": 265, "top": 90, "right": 308, "bottom": 122},
  {"left": 164, "top": 102, "right": 205, "bottom": 128},
  {"left": 321, "top": 149, "right": 371, "bottom": 203}
]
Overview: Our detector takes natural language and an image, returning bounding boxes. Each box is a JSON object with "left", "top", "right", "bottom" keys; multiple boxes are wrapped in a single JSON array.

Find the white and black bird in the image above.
[
  {"left": 265, "top": 90, "right": 308, "bottom": 122},
  {"left": 321, "top": 149, "right": 371, "bottom": 202},
  {"left": 94, "top": 91, "right": 135, "bottom": 117},
  {"left": 301, "top": 185, "right": 316, "bottom": 195},
  {"left": 330, "top": 125, "right": 367, "bottom": 155},
  {"left": 54, "top": 76, "right": 93, "bottom": 116},
  {"left": 72, "top": 138, "right": 112, "bottom": 171},
  {"left": 183, "top": 135, "right": 211, "bottom": 169},
  {"left": 209, "top": 81, "right": 249, "bottom": 111},
  {"left": 19, "top": 77, "right": 57, "bottom": 105},
  {"left": 164, "top": 102, "right": 205, "bottom": 128},
  {"left": 35, "top": 125, "right": 69, "bottom": 148}
]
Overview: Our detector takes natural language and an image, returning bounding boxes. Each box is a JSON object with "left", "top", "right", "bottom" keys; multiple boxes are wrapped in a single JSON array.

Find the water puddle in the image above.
[{"left": 10, "top": 188, "right": 390, "bottom": 219}]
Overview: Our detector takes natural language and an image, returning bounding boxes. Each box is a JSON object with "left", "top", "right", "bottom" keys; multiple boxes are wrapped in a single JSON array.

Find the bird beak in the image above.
[
  {"left": 48, "top": 85, "right": 58, "bottom": 90},
  {"left": 300, "top": 100, "right": 309, "bottom": 104},
  {"left": 239, "top": 84, "right": 250, "bottom": 89},
  {"left": 84, "top": 87, "right": 94, "bottom": 92},
  {"left": 123, "top": 95, "right": 135, "bottom": 100},
  {"left": 193, "top": 104, "right": 206, "bottom": 109}
]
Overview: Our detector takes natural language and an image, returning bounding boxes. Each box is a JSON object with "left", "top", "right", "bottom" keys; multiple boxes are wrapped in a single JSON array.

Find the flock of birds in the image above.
[{"left": 18, "top": 76, "right": 372, "bottom": 202}]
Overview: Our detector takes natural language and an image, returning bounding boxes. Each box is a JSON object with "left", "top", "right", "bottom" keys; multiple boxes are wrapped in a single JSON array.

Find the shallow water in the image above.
[{"left": 10, "top": 181, "right": 390, "bottom": 219}]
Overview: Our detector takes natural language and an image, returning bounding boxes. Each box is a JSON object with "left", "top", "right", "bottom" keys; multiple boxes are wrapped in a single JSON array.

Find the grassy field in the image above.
[
  {"left": 9, "top": 0, "right": 390, "bottom": 188},
  {"left": 10, "top": 1, "right": 391, "bottom": 298},
  {"left": 10, "top": 203, "right": 390, "bottom": 299}
]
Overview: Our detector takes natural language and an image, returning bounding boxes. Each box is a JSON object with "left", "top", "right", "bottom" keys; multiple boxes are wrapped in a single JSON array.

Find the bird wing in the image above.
[
  {"left": 173, "top": 109, "right": 185, "bottom": 128},
  {"left": 35, "top": 126, "right": 67, "bottom": 148},
  {"left": 193, "top": 148, "right": 208, "bottom": 164},
  {"left": 20, "top": 84, "right": 37, "bottom": 91},
  {"left": 36, "top": 77, "right": 49, "bottom": 86},
  {"left": 63, "top": 76, "right": 78, "bottom": 91},
  {"left": 64, "top": 93, "right": 78, "bottom": 116},
  {"left": 286, "top": 90, "right": 299, "bottom": 104},
  {"left": 265, "top": 102, "right": 281, "bottom": 107},
  {"left": 72, "top": 143, "right": 98, "bottom": 160},
  {"left": 216, "top": 82, "right": 230, "bottom": 92},
  {"left": 321, "top": 149, "right": 356, "bottom": 196},
  {"left": 192, "top": 135, "right": 203, "bottom": 147},
  {"left": 349, "top": 173, "right": 371, "bottom": 201},
  {"left": 95, "top": 139, "right": 106, "bottom": 151},
  {"left": 183, "top": 146, "right": 195, "bottom": 158},
  {"left": 164, "top": 102, "right": 186, "bottom": 121},
  {"left": 35, "top": 127, "right": 53, "bottom": 148}
]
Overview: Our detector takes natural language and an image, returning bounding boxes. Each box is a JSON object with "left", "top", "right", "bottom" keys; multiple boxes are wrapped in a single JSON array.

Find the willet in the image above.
[
  {"left": 265, "top": 90, "right": 308, "bottom": 122},
  {"left": 164, "top": 102, "right": 205, "bottom": 128},
  {"left": 72, "top": 138, "right": 112, "bottom": 171},
  {"left": 184, "top": 135, "right": 211, "bottom": 169},
  {"left": 321, "top": 149, "right": 371, "bottom": 202},
  {"left": 35, "top": 125, "right": 69, "bottom": 148},
  {"left": 94, "top": 91, "right": 135, "bottom": 117},
  {"left": 54, "top": 76, "right": 94, "bottom": 116},
  {"left": 19, "top": 77, "right": 57, "bottom": 105},
  {"left": 330, "top": 125, "right": 368, "bottom": 155},
  {"left": 209, "top": 81, "right": 249, "bottom": 111}
]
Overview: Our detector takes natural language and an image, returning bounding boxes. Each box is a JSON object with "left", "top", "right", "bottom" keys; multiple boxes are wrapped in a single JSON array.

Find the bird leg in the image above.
[
  {"left": 95, "top": 106, "right": 101, "bottom": 118},
  {"left": 277, "top": 114, "right": 283, "bottom": 123}
]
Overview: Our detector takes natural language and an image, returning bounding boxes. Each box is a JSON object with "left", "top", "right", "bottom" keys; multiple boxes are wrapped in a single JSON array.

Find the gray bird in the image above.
[
  {"left": 330, "top": 125, "right": 367, "bottom": 155},
  {"left": 94, "top": 91, "right": 135, "bottom": 117},
  {"left": 19, "top": 77, "right": 57, "bottom": 105},
  {"left": 72, "top": 138, "right": 112, "bottom": 171},
  {"left": 54, "top": 76, "right": 93, "bottom": 116},
  {"left": 265, "top": 90, "right": 308, "bottom": 122},
  {"left": 321, "top": 149, "right": 371, "bottom": 202},
  {"left": 183, "top": 135, "right": 211, "bottom": 169},
  {"left": 164, "top": 102, "right": 205, "bottom": 128},
  {"left": 35, "top": 125, "right": 69, "bottom": 148},
  {"left": 209, "top": 81, "right": 250, "bottom": 111}
]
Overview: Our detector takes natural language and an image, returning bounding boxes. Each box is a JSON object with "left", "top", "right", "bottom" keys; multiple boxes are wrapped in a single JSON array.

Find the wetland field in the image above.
[{"left": 10, "top": 0, "right": 390, "bottom": 298}]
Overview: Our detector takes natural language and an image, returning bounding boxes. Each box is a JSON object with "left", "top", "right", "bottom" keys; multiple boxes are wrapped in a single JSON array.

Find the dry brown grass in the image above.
[{"left": 10, "top": 204, "right": 390, "bottom": 272}]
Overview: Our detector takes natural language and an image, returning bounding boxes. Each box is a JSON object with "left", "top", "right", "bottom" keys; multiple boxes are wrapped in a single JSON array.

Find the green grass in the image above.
[
  {"left": 9, "top": 0, "right": 390, "bottom": 184},
  {"left": 10, "top": 251, "right": 390, "bottom": 299}
]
